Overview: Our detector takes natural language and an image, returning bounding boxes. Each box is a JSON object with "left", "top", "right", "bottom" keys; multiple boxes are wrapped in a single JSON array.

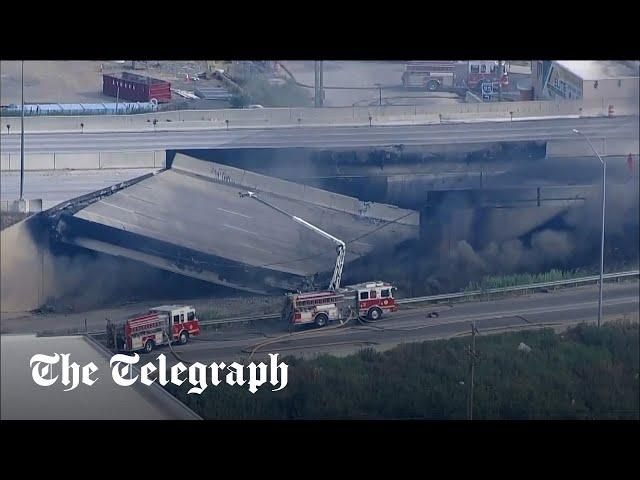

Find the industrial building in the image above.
[{"left": 532, "top": 60, "right": 639, "bottom": 101}]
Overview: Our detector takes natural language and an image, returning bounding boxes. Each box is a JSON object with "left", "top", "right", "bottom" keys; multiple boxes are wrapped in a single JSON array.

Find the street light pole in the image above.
[
  {"left": 573, "top": 128, "right": 606, "bottom": 327},
  {"left": 20, "top": 60, "right": 25, "bottom": 201}
]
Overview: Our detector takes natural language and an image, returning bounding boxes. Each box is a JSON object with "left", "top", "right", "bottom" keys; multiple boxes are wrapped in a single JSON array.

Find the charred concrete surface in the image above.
[{"left": 6, "top": 154, "right": 417, "bottom": 310}]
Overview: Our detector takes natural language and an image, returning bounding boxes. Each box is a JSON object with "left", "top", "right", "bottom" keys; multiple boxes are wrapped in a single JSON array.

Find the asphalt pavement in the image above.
[
  {"left": 0, "top": 168, "right": 157, "bottom": 209},
  {"left": 1, "top": 117, "right": 637, "bottom": 153},
  {"left": 92, "top": 281, "right": 638, "bottom": 364}
]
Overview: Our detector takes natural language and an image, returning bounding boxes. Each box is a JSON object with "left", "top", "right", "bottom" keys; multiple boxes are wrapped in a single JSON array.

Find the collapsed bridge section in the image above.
[{"left": 50, "top": 154, "right": 419, "bottom": 294}]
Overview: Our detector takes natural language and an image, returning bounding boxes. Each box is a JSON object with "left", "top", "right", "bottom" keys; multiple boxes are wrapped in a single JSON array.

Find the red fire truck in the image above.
[
  {"left": 239, "top": 191, "right": 398, "bottom": 329},
  {"left": 402, "top": 61, "right": 457, "bottom": 90},
  {"left": 401, "top": 60, "right": 508, "bottom": 92},
  {"left": 466, "top": 60, "right": 508, "bottom": 91},
  {"left": 282, "top": 281, "right": 397, "bottom": 327},
  {"left": 106, "top": 305, "right": 201, "bottom": 353}
]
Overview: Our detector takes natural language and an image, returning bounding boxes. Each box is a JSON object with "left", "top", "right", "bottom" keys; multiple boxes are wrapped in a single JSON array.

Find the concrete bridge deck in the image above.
[{"left": 1, "top": 116, "right": 637, "bottom": 156}]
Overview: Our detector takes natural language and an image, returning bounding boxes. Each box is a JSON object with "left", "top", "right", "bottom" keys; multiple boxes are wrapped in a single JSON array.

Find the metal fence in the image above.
[{"left": 34, "top": 269, "right": 638, "bottom": 337}]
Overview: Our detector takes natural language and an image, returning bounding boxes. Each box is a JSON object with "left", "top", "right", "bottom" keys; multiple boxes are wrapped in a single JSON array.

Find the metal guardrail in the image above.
[
  {"left": 200, "top": 270, "right": 639, "bottom": 323},
  {"left": 396, "top": 270, "right": 639, "bottom": 305},
  {"left": 37, "top": 270, "right": 638, "bottom": 337},
  {"left": 199, "top": 313, "right": 280, "bottom": 327}
]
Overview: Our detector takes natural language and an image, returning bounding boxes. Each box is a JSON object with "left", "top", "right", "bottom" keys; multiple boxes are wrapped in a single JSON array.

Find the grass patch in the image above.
[
  {"left": 167, "top": 319, "right": 639, "bottom": 420},
  {"left": 463, "top": 268, "right": 595, "bottom": 292},
  {"left": 198, "top": 310, "right": 226, "bottom": 321}
]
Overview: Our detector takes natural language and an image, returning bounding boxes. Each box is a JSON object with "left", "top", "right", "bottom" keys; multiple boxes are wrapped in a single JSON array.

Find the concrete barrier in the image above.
[
  {"left": 362, "top": 202, "right": 420, "bottom": 226},
  {"left": 0, "top": 150, "right": 165, "bottom": 171},
  {"left": 153, "top": 151, "right": 166, "bottom": 168},
  {"left": 54, "top": 153, "right": 100, "bottom": 170},
  {"left": 3, "top": 98, "right": 637, "bottom": 134},
  {"left": 22, "top": 154, "right": 55, "bottom": 170},
  {"left": 98, "top": 151, "right": 156, "bottom": 169}
]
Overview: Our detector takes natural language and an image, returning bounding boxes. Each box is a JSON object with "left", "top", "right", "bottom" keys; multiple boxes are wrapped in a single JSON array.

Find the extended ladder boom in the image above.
[{"left": 239, "top": 191, "right": 346, "bottom": 291}]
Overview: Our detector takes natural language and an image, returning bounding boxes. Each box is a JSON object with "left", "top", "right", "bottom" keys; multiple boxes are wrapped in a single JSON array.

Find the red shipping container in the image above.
[{"left": 103, "top": 72, "right": 171, "bottom": 103}]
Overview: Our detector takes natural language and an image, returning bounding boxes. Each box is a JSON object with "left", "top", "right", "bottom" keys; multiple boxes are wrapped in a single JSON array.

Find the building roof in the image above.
[
  {"left": 1, "top": 334, "right": 200, "bottom": 420},
  {"left": 556, "top": 61, "right": 639, "bottom": 80}
]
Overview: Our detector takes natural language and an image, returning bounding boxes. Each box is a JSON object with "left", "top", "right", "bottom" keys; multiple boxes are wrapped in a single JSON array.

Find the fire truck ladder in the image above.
[{"left": 239, "top": 191, "right": 346, "bottom": 291}]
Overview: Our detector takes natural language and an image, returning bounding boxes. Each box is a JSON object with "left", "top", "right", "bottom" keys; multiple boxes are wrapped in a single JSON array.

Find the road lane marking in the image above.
[
  {"left": 222, "top": 223, "right": 258, "bottom": 235},
  {"left": 238, "top": 243, "right": 272, "bottom": 254},
  {"left": 218, "top": 208, "right": 252, "bottom": 219}
]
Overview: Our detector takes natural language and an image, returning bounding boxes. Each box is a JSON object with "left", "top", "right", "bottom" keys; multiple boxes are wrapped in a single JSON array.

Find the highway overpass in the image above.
[{"left": 1, "top": 116, "right": 637, "bottom": 155}]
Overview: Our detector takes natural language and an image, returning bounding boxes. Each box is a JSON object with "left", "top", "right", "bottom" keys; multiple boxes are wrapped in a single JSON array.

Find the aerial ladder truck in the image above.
[{"left": 240, "top": 191, "right": 397, "bottom": 327}]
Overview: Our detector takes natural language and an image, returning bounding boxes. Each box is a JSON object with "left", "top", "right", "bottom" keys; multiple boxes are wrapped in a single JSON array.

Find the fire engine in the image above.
[
  {"left": 282, "top": 281, "right": 397, "bottom": 327},
  {"left": 239, "top": 191, "right": 398, "bottom": 328},
  {"left": 466, "top": 60, "right": 508, "bottom": 91},
  {"left": 401, "top": 61, "right": 457, "bottom": 90},
  {"left": 401, "top": 60, "right": 508, "bottom": 92},
  {"left": 106, "top": 305, "right": 201, "bottom": 354}
]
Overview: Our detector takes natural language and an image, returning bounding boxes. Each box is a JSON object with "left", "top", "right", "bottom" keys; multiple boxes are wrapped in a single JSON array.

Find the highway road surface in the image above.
[
  {"left": 1, "top": 168, "right": 157, "bottom": 209},
  {"left": 1, "top": 117, "right": 637, "bottom": 153},
  {"left": 80, "top": 281, "right": 636, "bottom": 365}
]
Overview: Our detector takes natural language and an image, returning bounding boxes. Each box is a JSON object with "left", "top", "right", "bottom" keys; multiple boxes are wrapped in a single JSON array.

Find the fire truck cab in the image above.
[
  {"left": 107, "top": 305, "right": 200, "bottom": 354},
  {"left": 343, "top": 281, "right": 398, "bottom": 321},
  {"left": 467, "top": 60, "right": 508, "bottom": 90}
]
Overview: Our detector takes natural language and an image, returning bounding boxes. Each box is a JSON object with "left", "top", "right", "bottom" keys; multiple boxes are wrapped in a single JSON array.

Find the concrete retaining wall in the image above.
[
  {"left": 3, "top": 97, "right": 637, "bottom": 134},
  {"left": 0, "top": 151, "right": 165, "bottom": 172}
]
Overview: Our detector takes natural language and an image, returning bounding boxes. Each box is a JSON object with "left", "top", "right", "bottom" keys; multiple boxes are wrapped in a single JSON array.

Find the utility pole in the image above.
[
  {"left": 496, "top": 60, "right": 503, "bottom": 103},
  {"left": 319, "top": 60, "right": 324, "bottom": 106},
  {"left": 314, "top": 61, "right": 319, "bottom": 107},
  {"left": 19, "top": 60, "right": 25, "bottom": 201},
  {"left": 314, "top": 61, "right": 324, "bottom": 107},
  {"left": 466, "top": 321, "right": 480, "bottom": 420},
  {"left": 573, "top": 129, "right": 606, "bottom": 327}
]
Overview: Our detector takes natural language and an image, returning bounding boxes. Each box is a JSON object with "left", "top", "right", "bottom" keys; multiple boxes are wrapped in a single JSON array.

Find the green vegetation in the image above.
[
  {"left": 230, "top": 77, "right": 311, "bottom": 108},
  {"left": 168, "top": 320, "right": 639, "bottom": 420},
  {"left": 198, "top": 310, "right": 225, "bottom": 321},
  {"left": 463, "top": 268, "right": 594, "bottom": 292}
]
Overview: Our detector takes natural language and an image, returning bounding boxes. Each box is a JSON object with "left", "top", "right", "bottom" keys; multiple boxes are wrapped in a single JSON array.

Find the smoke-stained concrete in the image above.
[
  {"left": 0, "top": 214, "right": 228, "bottom": 313},
  {"left": 1, "top": 216, "right": 50, "bottom": 312},
  {"left": 3, "top": 144, "right": 637, "bottom": 312}
]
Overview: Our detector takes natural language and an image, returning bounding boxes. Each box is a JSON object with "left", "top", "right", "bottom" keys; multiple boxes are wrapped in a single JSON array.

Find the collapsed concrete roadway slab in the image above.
[{"left": 47, "top": 154, "right": 419, "bottom": 294}]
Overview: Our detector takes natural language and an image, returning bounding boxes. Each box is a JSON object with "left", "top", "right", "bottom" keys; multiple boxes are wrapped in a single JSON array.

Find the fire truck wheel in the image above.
[
  {"left": 144, "top": 340, "right": 155, "bottom": 353},
  {"left": 315, "top": 313, "right": 328, "bottom": 328},
  {"left": 427, "top": 80, "right": 439, "bottom": 92},
  {"left": 368, "top": 307, "right": 383, "bottom": 321},
  {"left": 179, "top": 331, "right": 189, "bottom": 345}
]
